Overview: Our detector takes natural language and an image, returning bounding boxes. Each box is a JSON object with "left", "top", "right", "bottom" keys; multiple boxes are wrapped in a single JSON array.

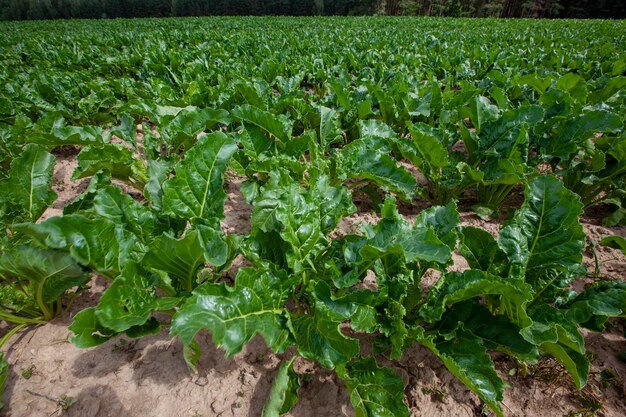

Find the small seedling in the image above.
[
  {"left": 111, "top": 339, "right": 136, "bottom": 353},
  {"left": 58, "top": 395, "right": 76, "bottom": 411},
  {"left": 598, "top": 368, "right": 618, "bottom": 389},
  {"left": 21, "top": 365, "right": 35, "bottom": 379},
  {"left": 421, "top": 386, "right": 447, "bottom": 403}
]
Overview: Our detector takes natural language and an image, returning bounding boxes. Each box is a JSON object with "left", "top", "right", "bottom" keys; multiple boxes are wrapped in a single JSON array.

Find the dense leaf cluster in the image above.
[{"left": 1, "top": 17, "right": 625, "bottom": 416}]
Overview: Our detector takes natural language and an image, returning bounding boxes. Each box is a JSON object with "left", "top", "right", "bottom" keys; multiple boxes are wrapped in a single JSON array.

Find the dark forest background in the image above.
[{"left": 1, "top": 0, "right": 624, "bottom": 20}]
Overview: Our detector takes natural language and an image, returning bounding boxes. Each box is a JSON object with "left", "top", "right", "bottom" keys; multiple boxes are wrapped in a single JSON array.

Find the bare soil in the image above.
[{"left": 1, "top": 151, "right": 625, "bottom": 417}]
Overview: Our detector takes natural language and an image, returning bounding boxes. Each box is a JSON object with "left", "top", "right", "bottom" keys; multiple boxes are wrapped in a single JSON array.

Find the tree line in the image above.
[{"left": 1, "top": 0, "right": 624, "bottom": 20}]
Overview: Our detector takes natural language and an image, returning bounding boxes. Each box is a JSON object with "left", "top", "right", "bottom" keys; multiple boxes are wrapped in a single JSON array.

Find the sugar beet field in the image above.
[{"left": 0, "top": 16, "right": 625, "bottom": 417}]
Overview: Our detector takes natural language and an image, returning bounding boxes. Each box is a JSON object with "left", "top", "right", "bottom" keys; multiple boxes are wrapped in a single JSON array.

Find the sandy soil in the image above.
[{"left": 1, "top": 150, "right": 625, "bottom": 417}]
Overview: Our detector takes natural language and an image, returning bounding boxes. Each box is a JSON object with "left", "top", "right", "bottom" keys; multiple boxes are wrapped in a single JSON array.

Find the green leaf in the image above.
[
  {"left": 93, "top": 186, "right": 157, "bottom": 243},
  {"left": 69, "top": 307, "right": 160, "bottom": 349},
  {"left": 0, "top": 246, "right": 89, "bottom": 306},
  {"left": 566, "top": 281, "right": 626, "bottom": 331},
  {"left": 249, "top": 171, "right": 326, "bottom": 272},
  {"left": 414, "top": 201, "right": 460, "bottom": 250},
  {"left": 170, "top": 268, "right": 291, "bottom": 357},
  {"left": 340, "top": 136, "right": 417, "bottom": 201},
  {"left": 312, "top": 281, "right": 378, "bottom": 334},
  {"left": 310, "top": 174, "right": 355, "bottom": 234},
  {"left": 476, "top": 105, "right": 543, "bottom": 160},
  {"left": 319, "top": 106, "right": 343, "bottom": 149},
  {"left": 421, "top": 329, "right": 504, "bottom": 417},
  {"left": 73, "top": 143, "right": 147, "bottom": 186},
  {"left": 143, "top": 232, "right": 201, "bottom": 284},
  {"left": 438, "top": 301, "right": 539, "bottom": 362},
  {"left": 469, "top": 96, "right": 500, "bottom": 133},
  {"left": 274, "top": 186, "right": 324, "bottom": 272},
  {"left": 541, "top": 342, "right": 589, "bottom": 389},
  {"left": 183, "top": 339, "right": 202, "bottom": 373},
  {"left": 63, "top": 171, "right": 111, "bottom": 215},
  {"left": 161, "top": 107, "right": 231, "bottom": 151},
  {"left": 359, "top": 119, "right": 398, "bottom": 140},
  {"left": 262, "top": 357, "right": 300, "bottom": 417},
  {"left": 600, "top": 235, "right": 626, "bottom": 255},
  {"left": 542, "top": 110, "right": 623, "bottom": 160},
  {"left": 162, "top": 132, "right": 237, "bottom": 223},
  {"left": 459, "top": 227, "right": 509, "bottom": 276},
  {"left": 232, "top": 104, "right": 292, "bottom": 146},
  {"left": 500, "top": 175, "right": 586, "bottom": 292},
  {"left": 336, "top": 357, "right": 410, "bottom": 417},
  {"left": 31, "top": 125, "right": 105, "bottom": 147},
  {"left": 144, "top": 159, "right": 173, "bottom": 210},
  {"left": 420, "top": 269, "right": 532, "bottom": 325},
  {"left": 69, "top": 307, "right": 118, "bottom": 348},
  {"left": 0, "top": 352, "right": 7, "bottom": 410},
  {"left": 404, "top": 122, "right": 449, "bottom": 172},
  {"left": 95, "top": 262, "right": 179, "bottom": 333},
  {"left": 353, "top": 197, "right": 452, "bottom": 272},
  {"left": 0, "top": 144, "right": 56, "bottom": 224},
  {"left": 111, "top": 113, "right": 137, "bottom": 149},
  {"left": 15, "top": 215, "right": 138, "bottom": 278},
  {"left": 293, "top": 302, "right": 359, "bottom": 369},
  {"left": 523, "top": 306, "right": 585, "bottom": 354}
]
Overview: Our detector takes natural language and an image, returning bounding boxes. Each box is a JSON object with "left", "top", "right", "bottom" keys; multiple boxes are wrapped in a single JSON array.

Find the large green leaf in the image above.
[
  {"left": 0, "top": 246, "right": 89, "bottom": 306},
  {"left": 14, "top": 215, "right": 138, "bottom": 278},
  {"left": 404, "top": 122, "right": 450, "bottom": 173},
  {"left": 93, "top": 186, "right": 157, "bottom": 243},
  {"left": 249, "top": 171, "right": 326, "bottom": 272},
  {"left": 310, "top": 173, "right": 355, "bottom": 234},
  {"left": 162, "top": 132, "right": 237, "bottom": 223},
  {"left": 292, "top": 302, "right": 359, "bottom": 369},
  {"left": 312, "top": 281, "right": 379, "bottom": 334},
  {"left": 69, "top": 307, "right": 161, "bottom": 349},
  {"left": 232, "top": 104, "right": 292, "bottom": 146},
  {"left": 413, "top": 200, "right": 460, "bottom": 250},
  {"left": 63, "top": 171, "right": 111, "bottom": 215},
  {"left": 274, "top": 185, "right": 324, "bottom": 272},
  {"left": 143, "top": 228, "right": 226, "bottom": 292},
  {"left": 350, "top": 197, "right": 452, "bottom": 274},
  {"left": 30, "top": 125, "right": 106, "bottom": 147},
  {"left": 468, "top": 95, "right": 500, "bottom": 133},
  {"left": 336, "top": 357, "right": 410, "bottom": 417},
  {"left": 541, "top": 110, "right": 623, "bottom": 160},
  {"left": 73, "top": 143, "right": 147, "bottom": 185},
  {"left": 160, "top": 107, "right": 231, "bottom": 151},
  {"left": 340, "top": 136, "right": 417, "bottom": 201},
  {"left": 541, "top": 342, "right": 589, "bottom": 389},
  {"left": 459, "top": 227, "right": 509, "bottom": 276},
  {"left": 262, "top": 357, "right": 300, "bottom": 417},
  {"left": 0, "top": 143, "right": 56, "bottom": 225},
  {"left": 69, "top": 307, "right": 118, "bottom": 348},
  {"left": 421, "top": 329, "right": 504, "bottom": 417},
  {"left": 499, "top": 175, "right": 586, "bottom": 293},
  {"left": 600, "top": 235, "right": 626, "bottom": 255},
  {"left": 437, "top": 301, "right": 539, "bottom": 361},
  {"left": 95, "top": 262, "right": 179, "bottom": 332},
  {"left": 475, "top": 105, "right": 543, "bottom": 160},
  {"left": 318, "top": 106, "right": 343, "bottom": 149},
  {"left": 420, "top": 269, "right": 532, "bottom": 325},
  {"left": 170, "top": 268, "right": 291, "bottom": 357},
  {"left": 565, "top": 281, "right": 626, "bottom": 331}
]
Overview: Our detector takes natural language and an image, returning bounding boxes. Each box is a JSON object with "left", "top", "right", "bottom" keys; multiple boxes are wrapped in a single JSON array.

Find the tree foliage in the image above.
[{"left": 1, "top": 0, "right": 623, "bottom": 20}]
